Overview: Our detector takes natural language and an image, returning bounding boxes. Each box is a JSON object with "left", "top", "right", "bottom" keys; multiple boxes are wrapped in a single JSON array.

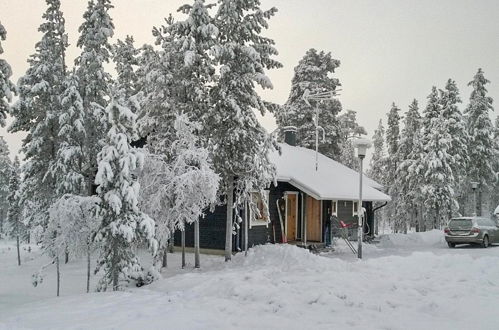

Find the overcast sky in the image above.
[{"left": 1, "top": 0, "right": 498, "bottom": 160}]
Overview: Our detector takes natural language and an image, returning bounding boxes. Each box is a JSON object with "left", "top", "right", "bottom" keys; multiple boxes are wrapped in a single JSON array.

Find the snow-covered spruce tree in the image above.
[
  {"left": 52, "top": 72, "right": 87, "bottom": 195},
  {"left": 144, "top": 1, "right": 217, "bottom": 151},
  {"left": 275, "top": 48, "right": 342, "bottom": 159},
  {"left": 113, "top": 36, "right": 140, "bottom": 108},
  {"left": 139, "top": 114, "right": 219, "bottom": 273},
  {"left": 136, "top": 30, "right": 179, "bottom": 150},
  {"left": 0, "top": 136, "right": 11, "bottom": 234},
  {"left": 367, "top": 120, "right": 387, "bottom": 185},
  {"left": 384, "top": 102, "right": 402, "bottom": 231},
  {"left": 7, "top": 157, "right": 25, "bottom": 266},
  {"left": 94, "top": 87, "right": 156, "bottom": 291},
  {"left": 338, "top": 109, "right": 367, "bottom": 170},
  {"left": 8, "top": 0, "right": 68, "bottom": 238},
  {"left": 393, "top": 99, "right": 422, "bottom": 232},
  {"left": 210, "top": 0, "right": 282, "bottom": 261},
  {"left": 75, "top": 0, "right": 115, "bottom": 197},
  {"left": 464, "top": 69, "right": 495, "bottom": 216},
  {"left": 46, "top": 195, "right": 101, "bottom": 293},
  {"left": 439, "top": 79, "right": 468, "bottom": 216},
  {"left": 420, "top": 110, "right": 456, "bottom": 229},
  {"left": 367, "top": 120, "right": 388, "bottom": 234},
  {"left": 0, "top": 21, "right": 16, "bottom": 126},
  {"left": 491, "top": 116, "right": 499, "bottom": 208}
]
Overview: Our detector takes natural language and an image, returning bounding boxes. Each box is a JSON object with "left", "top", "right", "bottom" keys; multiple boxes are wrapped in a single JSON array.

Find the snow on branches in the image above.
[
  {"left": 94, "top": 87, "right": 156, "bottom": 291},
  {"left": 139, "top": 114, "right": 219, "bottom": 269}
]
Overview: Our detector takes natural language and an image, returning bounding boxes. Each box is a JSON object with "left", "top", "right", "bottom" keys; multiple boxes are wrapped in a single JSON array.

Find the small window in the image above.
[
  {"left": 250, "top": 191, "right": 269, "bottom": 228},
  {"left": 331, "top": 200, "right": 338, "bottom": 216},
  {"left": 352, "top": 201, "right": 358, "bottom": 216}
]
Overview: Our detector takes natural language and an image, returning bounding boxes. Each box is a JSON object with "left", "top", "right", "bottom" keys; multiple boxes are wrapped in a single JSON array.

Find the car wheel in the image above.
[
  {"left": 482, "top": 235, "right": 489, "bottom": 248},
  {"left": 447, "top": 242, "right": 455, "bottom": 248}
]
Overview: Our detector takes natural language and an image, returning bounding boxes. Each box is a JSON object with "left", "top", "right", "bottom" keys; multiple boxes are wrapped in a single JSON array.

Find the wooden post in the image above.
[
  {"left": 303, "top": 194, "right": 307, "bottom": 247},
  {"left": 225, "top": 176, "right": 234, "bottom": 262},
  {"left": 181, "top": 230, "right": 186, "bottom": 269},
  {"left": 194, "top": 220, "right": 200, "bottom": 268}
]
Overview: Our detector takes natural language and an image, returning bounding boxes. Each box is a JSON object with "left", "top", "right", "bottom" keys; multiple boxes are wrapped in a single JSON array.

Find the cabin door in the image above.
[
  {"left": 286, "top": 193, "right": 298, "bottom": 241},
  {"left": 306, "top": 196, "right": 322, "bottom": 242}
]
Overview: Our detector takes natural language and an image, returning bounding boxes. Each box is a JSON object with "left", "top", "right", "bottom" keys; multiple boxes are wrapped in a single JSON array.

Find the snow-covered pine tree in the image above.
[
  {"left": 0, "top": 21, "right": 16, "bottom": 126},
  {"left": 464, "top": 69, "right": 495, "bottom": 216},
  {"left": 52, "top": 72, "right": 86, "bottom": 195},
  {"left": 385, "top": 102, "right": 402, "bottom": 231},
  {"left": 136, "top": 30, "right": 178, "bottom": 150},
  {"left": 394, "top": 99, "right": 422, "bottom": 232},
  {"left": 492, "top": 116, "right": 499, "bottom": 208},
  {"left": 338, "top": 109, "right": 367, "bottom": 170},
  {"left": 367, "top": 120, "right": 387, "bottom": 234},
  {"left": 94, "top": 87, "right": 156, "bottom": 291},
  {"left": 275, "top": 48, "right": 342, "bottom": 159},
  {"left": 138, "top": 0, "right": 218, "bottom": 156},
  {"left": 139, "top": 114, "right": 219, "bottom": 272},
  {"left": 439, "top": 79, "right": 468, "bottom": 216},
  {"left": 210, "top": 0, "right": 282, "bottom": 261},
  {"left": 367, "top": 120, "right": 387, "bottom": 186},
  {"left": 7, "top": 157, "right": 24, "bottom": 265},
  {"left": 0, "top": 136, "right": 11, "bottom": 234},
  {"left": 8, "top": 0, "right": 68, "bottom": 237},
  {"left": 113, "top": 36, "right": 139, "bottom": 110},
  {"left": 420, "top": 110, "right": 456, "bottom": 229},
  {"left": 75, "top": 0, "right": 115, "bottom": 197}
]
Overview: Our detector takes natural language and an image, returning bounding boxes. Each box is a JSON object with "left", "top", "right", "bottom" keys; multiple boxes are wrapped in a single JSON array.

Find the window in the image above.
[
  {"left": 331, "top": 200, "right": 338, "bottom": 216},
  {"left": 352, "top": 201, "right": 358, "bottom": 216},
  {"left": 250, "top": 191, "right": 270, "bottom": 228}
]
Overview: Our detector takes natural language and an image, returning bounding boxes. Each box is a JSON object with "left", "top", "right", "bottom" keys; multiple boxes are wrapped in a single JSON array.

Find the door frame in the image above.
[{"left": 284, "top": 191, "right": 299, "bottom": 241}]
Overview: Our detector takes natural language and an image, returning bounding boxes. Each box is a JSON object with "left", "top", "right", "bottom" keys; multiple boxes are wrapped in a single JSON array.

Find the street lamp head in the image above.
[
  {"left": 353, "top": 138, "right": 372, "bottom": 158},
  {"left": 471, "top": 181, "right": 479, "bottom": 190}
]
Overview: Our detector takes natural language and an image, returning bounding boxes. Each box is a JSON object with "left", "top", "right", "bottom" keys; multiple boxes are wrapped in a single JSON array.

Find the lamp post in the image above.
[
  {"left": 471, "top": 181, "right": 479, "bottom": 216},
  {"left": 302, "top": 89, "right": 339, "bottom": 171},
  {"left": 353, "top": 138, "right": 372, "bottom": 259}
]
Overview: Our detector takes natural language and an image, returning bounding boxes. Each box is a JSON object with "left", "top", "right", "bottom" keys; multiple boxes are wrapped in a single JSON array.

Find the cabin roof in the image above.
[{"left": 269, "top": 143, "right": 391, "bottom": 202}]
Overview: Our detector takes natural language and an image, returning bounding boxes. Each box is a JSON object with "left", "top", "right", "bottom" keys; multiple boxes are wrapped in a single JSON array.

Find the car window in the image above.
[{"left": 449, "top": 219, "right": 472, "bottom": 229}]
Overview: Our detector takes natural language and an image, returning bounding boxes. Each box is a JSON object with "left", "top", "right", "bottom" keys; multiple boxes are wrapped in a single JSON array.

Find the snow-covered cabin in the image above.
[{"left": 175, "top": 127, "right": 390, "bottom": 252}]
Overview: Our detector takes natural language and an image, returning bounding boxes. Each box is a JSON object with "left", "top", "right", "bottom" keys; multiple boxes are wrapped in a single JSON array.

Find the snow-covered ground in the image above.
[{"left": 1, "top": 231, "right": 499, "bottom": 330}]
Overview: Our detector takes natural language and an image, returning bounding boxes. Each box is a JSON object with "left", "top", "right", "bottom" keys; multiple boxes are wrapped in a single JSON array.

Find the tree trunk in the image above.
[
  {"left": 194, "top": 220, "right": 200, "bottom": 268},
  {"left": 244, "top": 204, "right": 249, "bottom": 256},
  {"left": 16, "top": 233, "right": 21, "bottom": 266},
  {"left": 87, "top": 246, "right": 91, "bottom": 293},
  {"left": 162, "top": 245, "right": 168, "bottom": 268},
  {"left": 16, "top": 221, "right": 21, "bottom": 266},
  {"left": 112, "top": 241, "right": 119, "bottom": 291},
  {"left": 181, "top": 230, "right": 186, "bottom": 269},
  {"left": 225, "top": 176, "right": 234, "bottom": 262},
  {"left": 56, "top": 256, "right": 60, "bottom": 297},
  {"left": 65, "top": 249, "right": 69, "bottom": 264}
]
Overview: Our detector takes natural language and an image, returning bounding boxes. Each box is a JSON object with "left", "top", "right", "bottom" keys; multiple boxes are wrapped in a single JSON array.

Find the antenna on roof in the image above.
[{"left": 302, "top": 88, "right": 339, "bottom": 171}]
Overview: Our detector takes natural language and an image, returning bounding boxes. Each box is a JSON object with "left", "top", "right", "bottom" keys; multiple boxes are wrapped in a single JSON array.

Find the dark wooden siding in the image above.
[
  {"left": 174, "top": 184, "right": 377, "bottom": 250},
  {"left": 174, "top": 204, "right": 229, "bottom": 250}
]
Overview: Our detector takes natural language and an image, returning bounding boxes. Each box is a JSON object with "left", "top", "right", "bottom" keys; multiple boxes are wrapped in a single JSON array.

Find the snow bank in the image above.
[
  {"left": 377, "top": 229, "right": 445, "bottom": 249},
  {"left": 2, "top": 241, "right": 499, "bottom": 330}
]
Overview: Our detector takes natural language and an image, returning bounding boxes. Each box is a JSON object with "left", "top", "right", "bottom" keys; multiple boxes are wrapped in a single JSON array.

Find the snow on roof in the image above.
[
  {"left": 270, "top": 143, "right": 391, "bottom": 202},
  {"left": 495, "top": 205, "right": 499, "bottom": 215}
]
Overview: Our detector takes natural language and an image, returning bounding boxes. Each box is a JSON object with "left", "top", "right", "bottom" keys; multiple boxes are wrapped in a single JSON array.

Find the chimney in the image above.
[{"left": 283, "top": 126, "right": 297, "bottom": 146}]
